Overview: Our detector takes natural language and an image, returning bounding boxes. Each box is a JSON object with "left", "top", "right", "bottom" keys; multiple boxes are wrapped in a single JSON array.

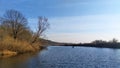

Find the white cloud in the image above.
[
  {"left": 49, "top": 14, "right": 120, "bottom": 33},
  {"left": 28, "top": 14, "right": 120, "bottom": 43},
  {"left": 47, "top": 33, "right": 120, "bottom": 43},
  {"left": 47, "top": 14, "right": 120, "bottom": 43}
]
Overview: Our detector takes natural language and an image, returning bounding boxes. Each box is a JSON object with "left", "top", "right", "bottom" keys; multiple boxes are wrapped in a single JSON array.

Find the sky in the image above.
[{"left": 1, "top": 0, "right": 120, "bottom": 43}]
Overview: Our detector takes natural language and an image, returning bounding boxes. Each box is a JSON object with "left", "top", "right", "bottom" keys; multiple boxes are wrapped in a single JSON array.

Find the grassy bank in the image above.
[
  {"left": 0, "top": 9, "right": 49, "bottom": 58},
  {"left": 0, "top": 36, "right": 43, "bottom": 58}
]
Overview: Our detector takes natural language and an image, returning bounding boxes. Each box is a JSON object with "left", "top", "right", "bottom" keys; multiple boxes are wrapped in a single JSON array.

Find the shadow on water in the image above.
[
  {"left": 0, "top": 47, "right": 48, "bottom": 68},
  {"left": 0, "top": 52, "right": 38, "bottom": 68}
]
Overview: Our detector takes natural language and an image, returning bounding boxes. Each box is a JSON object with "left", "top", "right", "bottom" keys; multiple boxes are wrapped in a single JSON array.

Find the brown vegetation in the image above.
[
  {"left": 0, "top": 9, "right": 49, "bottom": 57},
  {"left": 0, "top": 50, "right": 17, "bottom": 58}
]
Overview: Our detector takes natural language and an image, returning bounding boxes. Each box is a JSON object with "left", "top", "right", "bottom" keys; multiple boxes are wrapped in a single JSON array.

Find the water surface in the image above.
[{"left": 0, "top": 46, "right": 120, "bottom": 68}]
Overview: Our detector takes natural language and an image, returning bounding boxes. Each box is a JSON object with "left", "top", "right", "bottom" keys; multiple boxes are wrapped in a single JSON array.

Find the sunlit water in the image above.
[{"left": 1, "top": 46, "right": 120, "bottom": 68}]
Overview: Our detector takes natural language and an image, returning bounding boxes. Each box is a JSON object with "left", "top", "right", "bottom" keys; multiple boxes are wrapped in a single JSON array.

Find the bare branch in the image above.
[
  {"left": 31, "top": 16, "right": 49, "bottom": 44},
  {"left": 0, "top": 9, "right": 28, "bottom": 39}
]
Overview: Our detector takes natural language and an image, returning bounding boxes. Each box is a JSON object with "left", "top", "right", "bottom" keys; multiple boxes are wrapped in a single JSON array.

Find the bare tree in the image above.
[
  {"left": 31, "top": 16, "right": 49, "bottom": 44},
  {"left": 109, "top": 38, "right": 118, "bottom": 43},
  {"left": 0, "top": 9, "right": 28, "bottom": 39}
]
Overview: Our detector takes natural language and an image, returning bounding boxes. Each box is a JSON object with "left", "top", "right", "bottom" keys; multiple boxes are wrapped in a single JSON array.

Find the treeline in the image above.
[
  {"left": 0, "top": 9, "right": 49, "bottom": 55},
  {"left": 64, "top": 38, "right": 120, "bottom": 48}
]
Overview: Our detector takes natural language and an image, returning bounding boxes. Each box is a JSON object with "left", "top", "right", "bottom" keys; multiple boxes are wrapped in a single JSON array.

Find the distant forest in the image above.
[{"left": 64, "top": 38, "right": 120, "bottom": 49}]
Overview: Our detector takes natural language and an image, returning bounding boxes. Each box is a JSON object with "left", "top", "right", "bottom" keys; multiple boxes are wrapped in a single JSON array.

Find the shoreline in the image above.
[
  {"left": 0, "top": 46, "right": 47, "bottom": 58},
  {"left": 61, "top": 43, "right": 120, "bottom": 49}
]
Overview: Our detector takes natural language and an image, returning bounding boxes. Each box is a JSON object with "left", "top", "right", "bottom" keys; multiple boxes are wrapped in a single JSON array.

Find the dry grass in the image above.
[
  {"left": 0, "top": 50, "right": 17, "bottom": 58},
  {"left": 0, "top": 50, "right": 17, "bottom": 55},
  {"left": 0, "top": 28, "right": 43, "bottom": 58},
  {"left": 0, "top": 36, "right": 39, "bottom": 54}
]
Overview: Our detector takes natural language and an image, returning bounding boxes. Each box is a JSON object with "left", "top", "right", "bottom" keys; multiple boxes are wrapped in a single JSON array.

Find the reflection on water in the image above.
[{"left": 0, "top": 46, "right": 120, "bottom": 68}]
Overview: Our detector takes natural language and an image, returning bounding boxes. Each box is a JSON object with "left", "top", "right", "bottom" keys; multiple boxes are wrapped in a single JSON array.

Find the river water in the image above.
[{"left": 1, "top": 46, "right": 120, "bottom": 68}]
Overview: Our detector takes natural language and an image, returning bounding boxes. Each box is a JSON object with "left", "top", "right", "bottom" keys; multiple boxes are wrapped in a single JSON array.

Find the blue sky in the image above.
[{"left": 1, "top": 0, "right": 120, "bottom": 43}]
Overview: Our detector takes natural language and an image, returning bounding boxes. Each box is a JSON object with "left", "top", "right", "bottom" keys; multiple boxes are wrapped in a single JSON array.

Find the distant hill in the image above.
[{"left": 39, "top": 39, "right": 65, "bottom": 46}]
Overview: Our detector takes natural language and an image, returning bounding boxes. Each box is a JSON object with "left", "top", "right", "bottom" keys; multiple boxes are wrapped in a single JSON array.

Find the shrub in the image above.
[{"left": 0, "top": 36, "right": 35, "bottom": 53}]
